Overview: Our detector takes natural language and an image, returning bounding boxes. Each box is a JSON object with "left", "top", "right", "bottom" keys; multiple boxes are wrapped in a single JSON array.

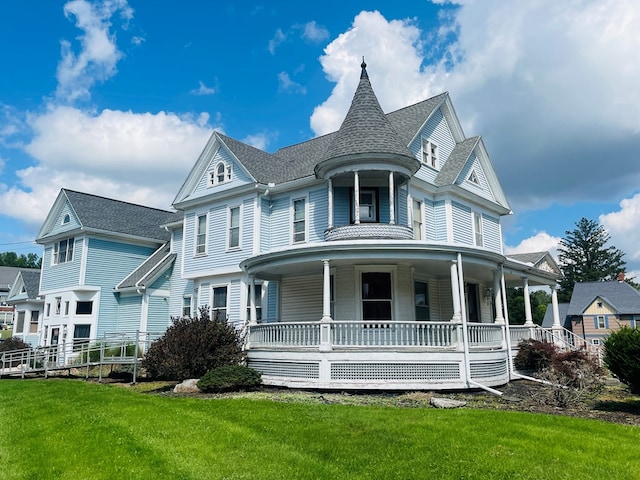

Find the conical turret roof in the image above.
[{"left": 316, "top": 60, "right": 418, "bottom": 176}]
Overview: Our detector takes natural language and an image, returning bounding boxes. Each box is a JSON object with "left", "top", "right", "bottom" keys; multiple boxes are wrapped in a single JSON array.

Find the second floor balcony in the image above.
[{"left": 324, "top": 223, "right": 413, "bottom": 241}]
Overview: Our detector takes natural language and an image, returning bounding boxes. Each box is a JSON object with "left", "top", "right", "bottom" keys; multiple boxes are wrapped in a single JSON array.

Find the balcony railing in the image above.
[
  {"left": 324, "top": 224, "right": 413, "bottom": 241},
  {"left": 248, "top": 321, "right": 505, "bottom": 350}
]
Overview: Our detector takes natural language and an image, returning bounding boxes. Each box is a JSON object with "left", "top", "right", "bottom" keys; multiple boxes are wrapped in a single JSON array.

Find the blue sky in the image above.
[{"left": 1, "top": 0, "right": 640, "bottom": 276}]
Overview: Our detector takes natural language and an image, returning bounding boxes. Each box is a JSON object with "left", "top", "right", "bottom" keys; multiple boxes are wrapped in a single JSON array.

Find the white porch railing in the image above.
[{"left": 248, "top": 321, "right": 505, "bottom": 350}]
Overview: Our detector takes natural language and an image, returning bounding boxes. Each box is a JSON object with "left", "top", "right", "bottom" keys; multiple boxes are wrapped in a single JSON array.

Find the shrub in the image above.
[
  {"left": 603, "top": 326, "right": 640, "bottom": 393},
  {"left": 514, "top": 339, "right": 556, "bottom": 371},
  {"left": 142, "top": 307, "right": 245, "bottom": 381},
  {"left": 197, "top": 365, "right": 262, "bottom": 393},
  {"left": 0, "top": 337, "right": 32, "bottom": 367}
]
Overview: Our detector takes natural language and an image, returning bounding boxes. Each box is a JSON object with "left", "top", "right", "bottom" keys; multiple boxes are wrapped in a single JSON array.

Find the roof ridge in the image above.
[{"left": 63, "top": 188, "right": 176, "bottom": 214}]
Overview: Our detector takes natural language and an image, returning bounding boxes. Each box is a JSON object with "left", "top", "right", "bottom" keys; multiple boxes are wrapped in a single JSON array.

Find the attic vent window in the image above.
[
  {"left": 62, "top": 214, "right": 70, "bottom": 225},
  {"left": 208, "top": 161, "right": 232, "bottom": 187},
  {"left": 421, "top": 138, "right": 438, "bottom": 169},
  {"left": 468, "top": 170, "right": 480, "bottom": 185}
]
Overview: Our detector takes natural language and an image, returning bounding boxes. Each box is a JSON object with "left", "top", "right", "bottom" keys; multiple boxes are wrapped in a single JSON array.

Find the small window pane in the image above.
[{"left": 76, "top": 301, "right": 93, "bottom": 315}]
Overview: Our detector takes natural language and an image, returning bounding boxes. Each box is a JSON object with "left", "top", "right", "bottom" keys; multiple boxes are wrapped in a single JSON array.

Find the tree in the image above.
[
  {"left": 0, "top": 251, "right": 42, "bottom": 269},
  {"left": 505, "top": 288, "right": 550, "bottom": 325},
  {"left": 557, "top": 218, "right": 626, "bottom": 302}
]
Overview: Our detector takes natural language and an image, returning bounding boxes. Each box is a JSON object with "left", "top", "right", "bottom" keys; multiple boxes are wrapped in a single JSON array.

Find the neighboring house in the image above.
[
  {"left": 564, "top": 275, "right": 640, "bottom": 346},
  {"left": 5, "top": 269, "right": 43, "bottom": 346},
  {"left": 170, "top": 61, "right": 563, "bottom": 390},
  {"left": 34, "top": 189, "right": 181, "bottom": 350},
  {"left": 0, "top": 266, "right": 40, "bottom": 328}
]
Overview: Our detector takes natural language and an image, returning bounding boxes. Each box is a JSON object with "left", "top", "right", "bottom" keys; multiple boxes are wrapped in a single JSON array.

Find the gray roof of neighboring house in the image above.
[
  {"left": 116, "top": 243, "right": 175, "bottom": 290},
  {"left": 541, "top": 302, "right": 570, "bottom": 329},
  {"left": 0, "top": 266, "right": 39, "bottom": 291},
  {"left": 435, "top": 136, "right": 480, "bottom": 187},
  {"left": 567, "top": 281, "right": 640, "bottom": 315},
  {"left": 319, "top": 63, "right": 416, "bottom": 164},
  {"left": 59, "top": 189, "right": 182, "bottom": 242},
  {"left": 508, "top": 252, "right": 550, "bottom": 265}
]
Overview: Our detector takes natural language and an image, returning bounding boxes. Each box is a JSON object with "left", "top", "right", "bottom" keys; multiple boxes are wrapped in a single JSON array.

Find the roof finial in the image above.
[{"left": 360, "top": 56, "right": 368, "bottom": 79}]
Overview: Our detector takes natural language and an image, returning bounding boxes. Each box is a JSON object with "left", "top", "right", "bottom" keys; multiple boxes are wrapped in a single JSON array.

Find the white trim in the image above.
[{"left": 354, "top": 265, "right": 398, "bottom": 321}]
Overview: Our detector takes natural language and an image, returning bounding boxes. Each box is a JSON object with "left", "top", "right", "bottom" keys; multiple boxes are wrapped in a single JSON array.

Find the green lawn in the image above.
[
  {"left": 0, "top": 328, "right": 12, "bottom": 340},
  {"left": 0, "top": 380, "right": 638, "bottom": 479}
]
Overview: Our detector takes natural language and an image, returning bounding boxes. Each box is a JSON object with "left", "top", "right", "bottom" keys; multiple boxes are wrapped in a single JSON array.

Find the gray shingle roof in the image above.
[
  {"left": 541, "top": 302, "right": 570, "bottom": 328},
  {"left": 20, "top": 270, "right": 41, "bottom": 299},
  {"left": 61, "top": 189, "right": 182, "bottom": 242},
  {"left": 116, "top": 242, "right": 175, "bottom": 290},
  {"left": 567, "top": 281, "right": 640, "bottom": 315},
  {"left": 0, "top": 266, "right": 39, "bottom": 290},
  {"left": 386, "top": 92, "right": 448, "bottom": 145},
  {"left": 435, "top": 136, "right": 480, "bottom": 186},
  {"left": 319, "top": 63, "right": 415, "bottom": 165},
  {"left": 508, "top": 252, "right": 549, "bottom": 265}
]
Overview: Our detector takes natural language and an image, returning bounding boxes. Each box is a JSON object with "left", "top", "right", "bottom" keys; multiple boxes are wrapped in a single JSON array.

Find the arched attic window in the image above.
[
  {"left": 62, "top": 214, "right": 70, "bottom": 225},
  {"left": 208, "top": 161, "right": 232, "bottom": 187}
]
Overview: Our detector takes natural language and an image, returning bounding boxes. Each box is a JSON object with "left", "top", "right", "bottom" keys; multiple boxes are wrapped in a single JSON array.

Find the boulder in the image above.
[
  {"left": 173, "top": 378, "right": 200, "bottom": 393},
  {"left": 430, "top": 397, "right": 467, "bottom": 409}
]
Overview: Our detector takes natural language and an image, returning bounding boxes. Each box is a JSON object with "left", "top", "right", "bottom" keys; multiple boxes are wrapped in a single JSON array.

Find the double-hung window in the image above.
[
  {"left": 421, "top": 138, "right": 438, "bottom": 169},
  {"left": 29, "top": 311, "right": 39, "bottom": 333},
  {"left": 596, "top": 316, "right": 606, "bottom": 329},
  {"left": 212, "top": 286, "right": 228, "bottom": 321},
  {"left": 195, "top": 214, "right": 207, "bottom": 255},
  {"left": 414, "top": 281, "right": 430, "bottom": 320},
  {"left": 182, "top": 296, "right": 192, "bottom": 318},
  {"left": 473, "top": 212, "right": 483, "bottom": 247},
  {"left": 361, "top": 272, "right": 392, "bottom": 324},
  {"left": 413, "top": 199, "right": 423, "bottom": 240},
  {"left": 293, "top": 198, "right": 306, "bottom": 243},
  {"left": 53, "top": 238, "right": 74, "bottom": 264},
  {"left": 228, "top": 206, "right": 240, "bottom": 249}
]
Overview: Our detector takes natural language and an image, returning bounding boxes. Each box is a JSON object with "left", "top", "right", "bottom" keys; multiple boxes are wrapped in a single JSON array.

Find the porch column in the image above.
[
  {"left": 354, "top": 171, "right": 360, "bottom": 224},
  {"left": 406, "top": 180, "right": 413, "bottom": 229},
  {"left": 249, "top": 275, "right": 257, "bottom": 325},
  {"left": 320, "top": 259, "right": 333, "bottom": 352},
  {"left": 523, "top": 277, "right": 534, "bottom": 326},
  {"left": 321, "top": 259, "right": 332, "bottom": 322},
  {"left": 388, "top": 171, "right": 395, "bottom": 225},
  {"left": 551, "top": 285, "right": 563, "bottom": 346},
  {"left": 493, "top": 270, "right": 505, "bottom": 324},
  {"left": 450, "top": 260, "right": 462, "bottom": 322},
  {"left": 327, "top": 178, "right": 334, "bottom": 229}
]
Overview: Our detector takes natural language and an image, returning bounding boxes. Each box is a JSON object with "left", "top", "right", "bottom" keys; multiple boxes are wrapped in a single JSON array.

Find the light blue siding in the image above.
[
  {"left": 149, "top": 265, "right": 172, "bottom": 291},
  {"left": 85, "top": 238, "right": 155, "bottom": 335},
  {"left": 424, "top": 199, "right": 436, "bottom": 241},
  {"left": 192, "top": 146, "right": 253, "bottom": 198},
  {"left": 434, "top": 201, "right": 447, "bottom": 242},
  {"left": 260, "top": 197, "right": 271, "bottom": 252},
  {"left": 482, "top": 214, "right": 502, "bottom": 253},
  {"left": 229, "top": 279, "right": 241, "bottom": 328},
  {"left": 397, "top": 188, "right": 408, "bottom": 226},
  {"left": 459, "top": 153, "right": 495, "bottom": 201},
  {"left": 40, "top": 238, "right": 84, "bottom": 292},
  {"left": 269, "top": 195, "right": 290, "bottom": 249},
  {"left": 452, "top": 201, "right": 472, "bottom": 245},
  {"left": 410, "top": 108, "right": 457, "bottom": 184},
  {"left": 266, "top": 281, "right": 278, "bottom": 322},
  {"left": 109, "top": 295, "right": 141, "bottom": 335},
  {"left": 49, "top": 202, "right": 80, "bottom": 236},
  {"left": 147, "top": 296, "right": 170, "bottom": 332},
  {"left": 169, "top": 227, "right": 195, "bottom": 317},
  {"left": 333, "top": 187, "right": 351, "bottom": 226},
  {"left": 309, "top": 187, "right": 328, "bottom": 242}
]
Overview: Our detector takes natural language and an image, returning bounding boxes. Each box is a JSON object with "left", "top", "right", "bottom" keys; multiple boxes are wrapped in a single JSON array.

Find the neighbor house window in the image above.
[
  {"left": 293, "top": 198, "right": 306, "bottom": 243},
  {"left": 182, "top": 296, "right": 192, "bottom": 318},
  {"left": 209, "top": 161, "right": 232, "bottom": 186},
  {"left": 212, "top": 286, "right": 227, "bottom": 320},
  {"left": 54, "top": 297, "right": 62, "bottom": 315},
  {"left": 596, "top": 316, "right": 606, "bottom": 329},
  {"left": 473, "top": 212, "right": 483, "bottom": 247},
  {"left": 76, "top": 301, "right": 93, "bottom": 315},
  {"left": 414, "top": 281, "right": 430, "bottom": 321},
  {"left": 592, "top": 339, "right": 601, "bottom": 345},
  {"left": 15, "top": 311, "right": 25, "bottom": 334},
  {"left": 53, "top": 238, "right": 74, "bottom": 264},
  {"left": 421, "top": 138, "right": 438, "bottom": 168},
  {"left": 29, "top": 311, "right": 39, "bottom": 334},
  {"left": 73, "top": 324, "right": 91, "bottom": 351},
  {"left": 195, "top": 214, "right": 207, "bottom": 255},
  {"left": 228, "top": 206, "right": 240, "bottom": 249},
  {"left": 413, "top": 199, "right": 423, "bottom": 240},
  {"left": 361, "top": 272, "right": 392, "bottom": 323},
  {"left": 246, "top": 284, "right": 262, "bottom": 322}
]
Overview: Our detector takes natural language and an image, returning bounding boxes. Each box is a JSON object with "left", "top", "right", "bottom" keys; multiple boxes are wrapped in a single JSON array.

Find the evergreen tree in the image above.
[{"left": 557, "top": 218, "right": 626, "bottom": 302}]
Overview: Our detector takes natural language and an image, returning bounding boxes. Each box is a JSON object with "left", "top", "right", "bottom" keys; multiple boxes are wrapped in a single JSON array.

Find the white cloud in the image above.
[
  {"left": 600, "top": 193, "right": 640, "bottom": 264},
  {"left": 268, "top": 28, "right": 286, "bottom": 55},
  {"left": 504, "top": 232, "right": 560, "bottom": 259},
  {"left": 242, "top": 131, "right": 278, "bottom": 151},
  {"left": 0, "top": 106, "right": 217, "bottom": 224},
  {"left": 190, "top": 81, "right": 217, "bottom": 96},
  {"left": 56, "top": 0, "right": 132, "bottom": 103},
  {"left": 301, "top": 21, "right": 329, "bottom": 43},
  {"left": 277, "top": 72, "right": 307, "bottom": 94}
]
